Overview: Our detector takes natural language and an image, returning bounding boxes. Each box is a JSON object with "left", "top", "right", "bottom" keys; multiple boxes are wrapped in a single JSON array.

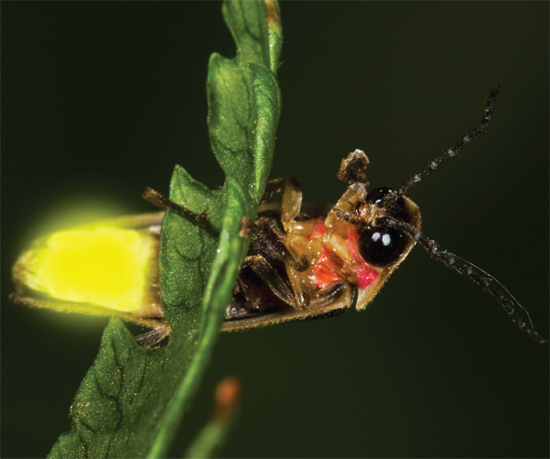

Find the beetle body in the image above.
[
  {"left": 10, "top": 159, "right": 420, "bottom": 341},
  {"left": 10, "top": 87, "right": 546, "bottom": 345}
]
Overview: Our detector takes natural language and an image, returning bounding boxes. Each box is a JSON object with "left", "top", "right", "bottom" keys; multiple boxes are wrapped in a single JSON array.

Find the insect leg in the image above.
[
  {"left": 284, "top": 265, "right": 311, "bottom": 309},
  {"left": 332, "top": 208, "right": 360, "bottom": 225},
  {"left": 254, "top": 216, "right": 309, "bottom": 272},
  {"left": 260, "top": 177, "right": 286, "bottom": 203},
  {"left": 336, "top": 149, "right": 370, "bottom": 185},
  {"left": 280, "top": 177, "right": 302, "bottom": 223},
  {"left": 135, "top": 324, "right": 172, "bottom": 348},
  {"left": 247, "top": 216, "right": 311, "bottom": 308},
  {"left": 142, "top": 187, "right": 209, "bottom": 225},
  {"left": 259, "top": 177, "right": 303, "bottom": 223},
  {"left": 260, "top": 176, "right": 296, "bottom": 201},
  {"left": 243, "top": 255, "right": 298, "bottom": 308}
]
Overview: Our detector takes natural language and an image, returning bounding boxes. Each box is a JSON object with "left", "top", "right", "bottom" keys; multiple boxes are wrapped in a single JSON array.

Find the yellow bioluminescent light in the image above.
[{"left": 34, "top": 226, "right": 153, "bottom": 312}]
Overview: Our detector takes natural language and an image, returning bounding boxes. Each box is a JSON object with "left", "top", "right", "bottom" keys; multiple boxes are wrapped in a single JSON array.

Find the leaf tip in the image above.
[{"left": 264, "top": 0, "right": 281, "bottom": 29}]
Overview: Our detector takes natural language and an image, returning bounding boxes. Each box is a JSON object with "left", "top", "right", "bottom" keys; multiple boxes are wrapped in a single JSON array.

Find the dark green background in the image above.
[{"left": 3, "top": 2, "right": 548, "bottom": 458}]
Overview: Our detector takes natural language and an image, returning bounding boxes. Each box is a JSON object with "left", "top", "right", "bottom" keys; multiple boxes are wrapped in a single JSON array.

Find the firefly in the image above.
[{"left": 10, "top": 86, "right": 546, "bottom": 346}]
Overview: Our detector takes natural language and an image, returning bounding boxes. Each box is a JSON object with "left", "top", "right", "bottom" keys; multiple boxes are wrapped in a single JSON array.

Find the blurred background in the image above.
[{"left": 3, "top": 2, "right": 548, "bottom": 458}]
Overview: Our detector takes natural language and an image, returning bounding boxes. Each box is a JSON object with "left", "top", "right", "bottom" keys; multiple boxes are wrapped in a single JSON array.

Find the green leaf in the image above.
[
  {"left": 48, "top": 1, "right": 282, "bottom": 458},
  {"left": 208, "top": 0, "right": 282, "bottom": 202}
]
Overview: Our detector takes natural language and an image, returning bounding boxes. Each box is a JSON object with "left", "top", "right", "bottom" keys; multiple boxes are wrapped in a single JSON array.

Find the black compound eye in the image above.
[
  {"left": 366, "top": 186, "right": 395, "bottom": 206},
  {"left": 358, "top": 225, "right": 407, "bottom": 267},
  {"left": 366, "top": 186, "right": 410, "bottom": 223}
]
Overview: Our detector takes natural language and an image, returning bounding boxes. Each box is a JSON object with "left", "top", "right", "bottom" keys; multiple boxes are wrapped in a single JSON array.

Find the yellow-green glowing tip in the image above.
[{"left": 35, "top": 226, "right": 153, "bottom": 312}]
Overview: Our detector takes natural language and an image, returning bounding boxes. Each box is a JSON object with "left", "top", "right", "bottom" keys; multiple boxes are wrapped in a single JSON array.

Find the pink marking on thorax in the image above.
[
  {"left": 347, "top": 227, "right": 360, "bottom": 259},
  {"left": 311, "top": 246, "right": 343, "bottom": 287},
  {"left": 356, "top": 263, "right": 379, "bottom": 289},
  {"left": 309, "top": 220, "right": 379, "bottom": 290},
  {"left": 308, "top": 219, "right": 326, "bottom": 241},
  {"left": 346, "top": 227, "right": 379, "bottom": 289}
]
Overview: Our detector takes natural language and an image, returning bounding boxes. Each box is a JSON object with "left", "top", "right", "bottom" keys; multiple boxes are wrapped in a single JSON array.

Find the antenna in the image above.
[
  {"left": 142, "top": 187, "right": 210, "bottom": 225},
  {"left": 385, "top": 217, "right": 546, "bottom": 344},
  {"left": 397, "top": 85, "right": 501, "bottom": 197}
]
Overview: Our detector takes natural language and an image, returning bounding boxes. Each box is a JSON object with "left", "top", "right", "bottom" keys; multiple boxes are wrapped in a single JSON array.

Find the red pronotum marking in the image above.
[
  {"left": 308, "top": 219, "right": 326, "bottom": 240},
  {"left": 312, "top": 246, "right": 344, "bottom": 287},
  {"left": 309, "top": 221, "right": 379, "bottom": 289},
  {"left": 355, "top": 263, "right": 378, "bottom": 289},
  {"left": 347, "top": 227, "right": 379, "bottom": 288}
]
